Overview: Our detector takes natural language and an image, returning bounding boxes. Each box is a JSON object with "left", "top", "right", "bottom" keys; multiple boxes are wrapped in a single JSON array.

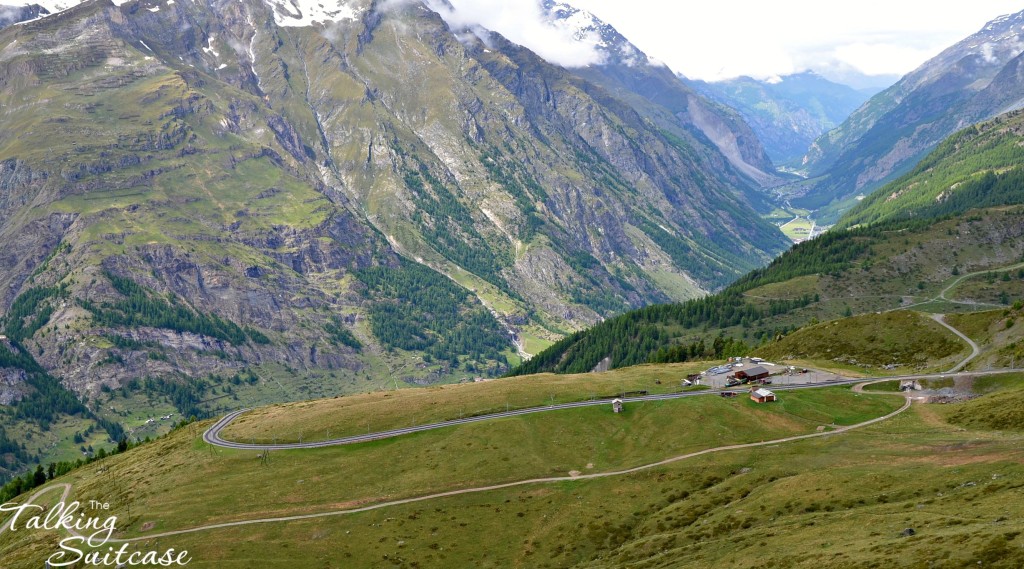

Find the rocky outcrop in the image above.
[{"left": 0, "top": 367, "right": 26, "bottom": 405}]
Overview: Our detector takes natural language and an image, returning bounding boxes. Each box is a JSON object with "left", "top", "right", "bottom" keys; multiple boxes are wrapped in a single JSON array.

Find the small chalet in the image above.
[
  {"left": 735, "top": 366, "right": 770, "bottom": 382},
  {"left": 612, "top": 399, "right": 624, "bottom": 413},
  {"left": 751, "top": 388, "right": 776, "bottom": 403}
]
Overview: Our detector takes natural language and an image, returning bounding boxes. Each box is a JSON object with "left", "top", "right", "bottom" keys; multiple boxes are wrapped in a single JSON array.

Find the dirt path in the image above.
[
  {"left": 0, "top": 483, "right": 71, "bottom": 537},
  {"left": 938, "top": 262, "right": 1024, "bottom": 302},
  {"left": 893, "top": 261, "right": 1024, "bottom": 313},
  {"left": 930, "top": 313, "right": 982, "bottom": 373}
]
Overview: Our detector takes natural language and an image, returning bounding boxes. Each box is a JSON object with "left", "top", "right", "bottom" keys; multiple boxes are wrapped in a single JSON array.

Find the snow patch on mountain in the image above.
[
  {"left": 19, "top": 0, "right": 130, "bottom": 13},
  {"left": 262, "top": 0, "right": 361, "bottom": 27},
  {"left": 4, "top": 0, "right": 132, "bottom": 26}
]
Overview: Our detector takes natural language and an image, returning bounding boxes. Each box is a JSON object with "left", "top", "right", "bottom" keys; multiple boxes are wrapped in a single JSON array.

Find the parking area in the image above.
[{"left": 698, "top": 358, "right": 847, "bottom": 389}]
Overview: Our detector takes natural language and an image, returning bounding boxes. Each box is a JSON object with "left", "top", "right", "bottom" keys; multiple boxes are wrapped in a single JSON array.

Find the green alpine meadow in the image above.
[{"left": 1, "top": 1, "right": 1024, "bottom": 567}]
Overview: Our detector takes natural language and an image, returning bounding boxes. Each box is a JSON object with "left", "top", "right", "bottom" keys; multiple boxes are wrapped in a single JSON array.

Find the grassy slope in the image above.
[
  {"left": 948, "top": 380, "right": 1024, "bottom": 431},
  {"left": 0, "top": 367, "right": 907, "bottom": 568},
  {"left": 7, "top": 374, "right": 1024, "bottom": 567},
  {"left": 100, "top": 426, "right": 1024, "bottom": 569},
  {"left": 221, "top": 362, "right": 714, "bottom": 443},
  {"left": 945, "top": 305, "right": 1024, "bottom": 370},
  {"left": 754, "top": 311, "right": 969, "bottom": 373}
]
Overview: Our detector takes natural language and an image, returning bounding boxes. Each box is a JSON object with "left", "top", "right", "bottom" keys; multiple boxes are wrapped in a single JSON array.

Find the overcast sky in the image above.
[{"left": 440, "top": 1, "right": 1024, "bottom": 85}]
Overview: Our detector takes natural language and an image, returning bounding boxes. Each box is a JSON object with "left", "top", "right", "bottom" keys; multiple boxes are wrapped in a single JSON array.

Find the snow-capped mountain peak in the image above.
[{"left": 540, "top": 0, "right": 645, "bottom": 67}]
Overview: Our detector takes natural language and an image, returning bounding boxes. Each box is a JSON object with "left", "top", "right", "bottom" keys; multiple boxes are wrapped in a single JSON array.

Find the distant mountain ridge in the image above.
[
  {"left": 0, "top": 3, "right": 49, "bottom": 28},
  {"left": 688, "top": 71, "right": 874, "bottom": 165},
  {"left": 794, "top": 9, "right": 1024, "bottom": 219},
  {"left": 540, "top": 0, "right": 785, "bottom": 190}
]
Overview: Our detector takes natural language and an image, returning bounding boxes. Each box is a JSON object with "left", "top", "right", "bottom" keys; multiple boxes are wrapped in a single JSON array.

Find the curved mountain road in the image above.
[
  {"left": 203, "top": 377, "right": 915, "bottom": 451},
  {"left": 4, "top": 390, "right": 916, "bottom": 546},
  {"left": 121, "top": 393, "right": 914, "bottom": 543},
  {"left": 204, "top": 368, "right": 1023, "bottom": 451},
  {"left": 0, "top": 483, "right": 71, "bottom": 537},
  {"left": 930, "top": 314, "right": 982, "bottom": 373}
]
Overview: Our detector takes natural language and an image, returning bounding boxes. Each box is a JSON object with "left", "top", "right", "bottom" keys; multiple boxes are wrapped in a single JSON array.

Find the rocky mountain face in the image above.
[
  {"left": 689, "top": 72, "right": 873, "bottom": 165},
  {"left": 0, "top": 3, "right": 48, "bottom": 29},
  {"left": 540, "top": 0, "right": 785, "bottom": 192},
  {"left": 0, "top": 0, "right": 789, "bottom": 460},
  {"left": 795, "top": 9, "right": 1024, "bottom": 218}
]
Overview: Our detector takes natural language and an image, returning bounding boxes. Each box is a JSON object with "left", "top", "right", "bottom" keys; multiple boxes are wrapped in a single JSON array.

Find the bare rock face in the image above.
[{"left": 0, "top": 367, "right": 27, "bottom": 405}]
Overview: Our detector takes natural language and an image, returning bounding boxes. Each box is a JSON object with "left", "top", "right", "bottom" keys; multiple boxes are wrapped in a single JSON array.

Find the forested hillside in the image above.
[
  {"left": 841, "top": 110, "right": 1024, "bottom": 227},
  {"left": 510, "top": 109, "right": 1024, "bottom": 376}
]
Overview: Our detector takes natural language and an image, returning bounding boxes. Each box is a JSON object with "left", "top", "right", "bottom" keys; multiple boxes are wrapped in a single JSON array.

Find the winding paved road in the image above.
[
  {"left": 203, "top": 369, "right": 1023, "bottom": 451},
  {"left": 3, "top": 389, "right": 919, "bottom": 546}
]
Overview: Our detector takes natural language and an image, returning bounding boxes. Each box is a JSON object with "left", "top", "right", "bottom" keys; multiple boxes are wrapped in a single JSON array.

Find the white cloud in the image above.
[
  {"left": 566, "top": 0, "right": 1024, "bottom": 81},
  {"left": 0, "top": 6, "right": 24, "bottom": 22},
  {"left": 426, "top": 0, "right": 606, "bottom": 67},
  {"left": 826, "top": 43, "right": 941, "bottom": 77}
]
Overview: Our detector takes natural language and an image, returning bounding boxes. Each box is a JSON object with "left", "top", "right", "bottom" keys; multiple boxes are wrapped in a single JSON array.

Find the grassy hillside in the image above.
[
  {"left": 0, "top": 367, "right": 903, "bottom": 568},
  {"left": 754, "top": 311, "right": 969, "bottom": 373},
  {"left": 945, "top": 304, "right": 1024, "bottom": 370},
  {"left": 221, "top": 362, "right": 712, "bottom": 443},
  {"left": 5, "top": 370, "right": 1024, "bottom": 567},
  {"left": 510, "top": 206, "right": 1024, "bottom": 377},
  {"left": 948, "top": 375, "right": 1024, "bottom": 431}
]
